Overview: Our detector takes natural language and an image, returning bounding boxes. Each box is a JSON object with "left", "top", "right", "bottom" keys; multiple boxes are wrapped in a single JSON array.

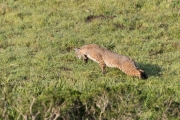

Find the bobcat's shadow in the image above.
[{"left": 137, "top": 63, "right": 162, "bottom": 77}]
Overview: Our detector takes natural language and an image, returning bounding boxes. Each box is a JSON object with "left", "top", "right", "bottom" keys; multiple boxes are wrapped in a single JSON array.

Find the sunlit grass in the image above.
[{"left": 0, "top": 0, "right": 180, "bottom": 119}]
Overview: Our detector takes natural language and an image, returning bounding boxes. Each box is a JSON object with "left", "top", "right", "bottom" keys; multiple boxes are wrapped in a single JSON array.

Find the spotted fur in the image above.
[{"left": 74, "top": 44, "right": 148, "bottom": 79}]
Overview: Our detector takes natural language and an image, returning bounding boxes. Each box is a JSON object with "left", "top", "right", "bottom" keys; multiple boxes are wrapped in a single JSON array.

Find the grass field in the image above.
[{"left": 0, "top": 0, "right": 180, "bottom": 119}]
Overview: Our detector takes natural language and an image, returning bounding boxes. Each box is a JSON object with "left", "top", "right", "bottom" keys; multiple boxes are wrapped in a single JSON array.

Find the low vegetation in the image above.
[{"left": 0, "top": 0, "right": 180, "bottom": 119}]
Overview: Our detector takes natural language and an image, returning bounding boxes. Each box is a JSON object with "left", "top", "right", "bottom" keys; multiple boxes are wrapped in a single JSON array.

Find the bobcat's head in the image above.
[
  {"left": 138, "top": 69, "right": 148, "bottom": 80},
  {"left": 74, "top": 48, "right": 88, "bottom": 63}
]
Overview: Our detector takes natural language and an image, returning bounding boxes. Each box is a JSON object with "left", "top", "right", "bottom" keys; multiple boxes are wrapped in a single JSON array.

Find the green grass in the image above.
[{"left": 0, "top": 0, "right": 180, "bottom": 119}]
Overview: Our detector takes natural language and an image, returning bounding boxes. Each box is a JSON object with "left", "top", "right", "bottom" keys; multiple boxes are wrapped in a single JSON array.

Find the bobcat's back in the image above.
[{"left": 80, "top": 44, "right": 131, "bottom": 66}]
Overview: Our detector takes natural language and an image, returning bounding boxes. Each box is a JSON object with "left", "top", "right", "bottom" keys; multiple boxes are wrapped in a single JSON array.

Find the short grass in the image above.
[{"left": 0, "top": 0, "right": 180, "bottom": 119}]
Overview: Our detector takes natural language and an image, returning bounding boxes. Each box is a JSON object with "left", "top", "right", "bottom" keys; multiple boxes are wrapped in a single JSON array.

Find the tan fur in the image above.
[{"left": 74, "top": 44, "right": 148, "bottom": 79}]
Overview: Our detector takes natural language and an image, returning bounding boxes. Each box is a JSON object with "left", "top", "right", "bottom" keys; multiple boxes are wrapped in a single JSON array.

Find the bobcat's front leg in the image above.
[{"left": 99, "top": 61, "right": 106, "bottom": 74}]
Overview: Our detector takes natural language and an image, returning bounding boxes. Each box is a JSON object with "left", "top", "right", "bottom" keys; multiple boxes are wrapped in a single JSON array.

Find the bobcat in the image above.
[{"left": 74, "top": 44, "right": 148, "bottom": 79}]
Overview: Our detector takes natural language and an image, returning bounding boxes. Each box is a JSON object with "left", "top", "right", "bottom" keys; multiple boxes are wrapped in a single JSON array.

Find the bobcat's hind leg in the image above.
[{"left": 83, "top": 55, "right": 88, "bottom": 63}]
